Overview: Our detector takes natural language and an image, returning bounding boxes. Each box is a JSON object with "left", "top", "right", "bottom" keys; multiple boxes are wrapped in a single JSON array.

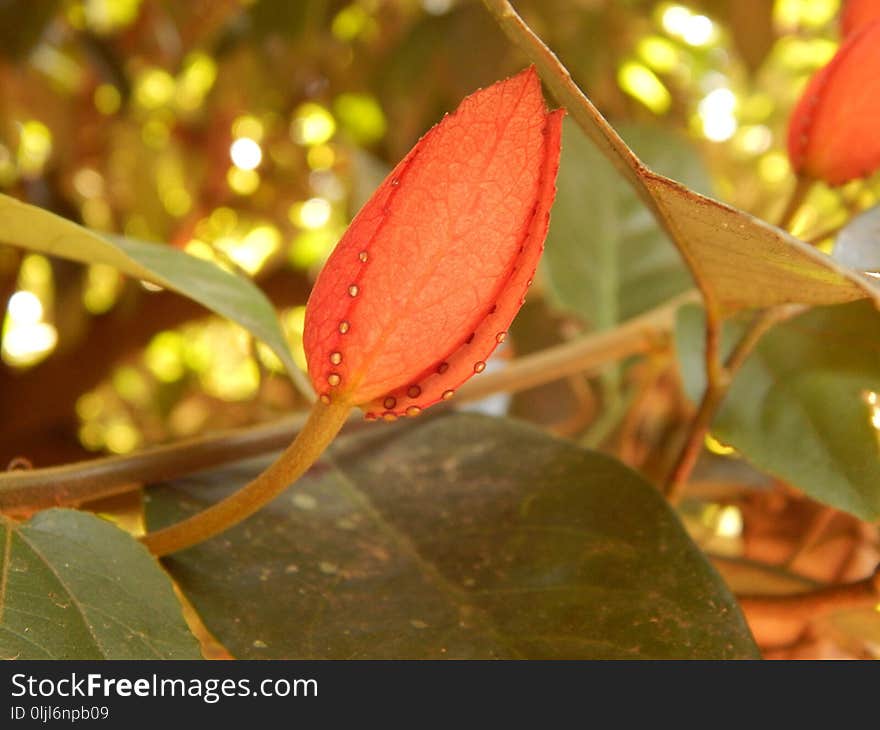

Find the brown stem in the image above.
[
  {"left": 664, "top": 305, "right": 802, "bottom": 502},
  {"left": 141, "top": 400, "right": 350, "bottom": 556},
  {"left": 777, "top": 176, "right": 814, "bottom": 232},
  {"left": 0, "top": 291, "right": 692, "bottom": 512},
  {"left": 737, "top": 564, "right": 880, "bottom": 623}
]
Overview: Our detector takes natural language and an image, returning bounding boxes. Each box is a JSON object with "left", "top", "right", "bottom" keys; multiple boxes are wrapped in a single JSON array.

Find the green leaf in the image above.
[
  {"left": 676, "top": 302, "right": 880, "bottom": 520},
  {"left": 544, "top": 120, "right": 709, "bottom": 329},
  {"left": 0, "top": 193, "right": 307, "bottom": 393},
  {"left": 0, "top": 509, "right": 201, "bottom": 659},
  {"left": 147, "top": 413, "right": 758, "bottom": 659}
]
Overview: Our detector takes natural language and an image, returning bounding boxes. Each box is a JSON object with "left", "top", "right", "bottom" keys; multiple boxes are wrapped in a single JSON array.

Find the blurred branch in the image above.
[
  {"left": 0, "top": 291, "right": 693, "bottom": 510},
  {"left": 738, "top": 564, "right": 880, "bottom": 623}
]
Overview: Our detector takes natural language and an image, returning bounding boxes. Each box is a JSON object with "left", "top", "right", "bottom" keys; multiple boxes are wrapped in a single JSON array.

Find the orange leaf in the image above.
[
  {"left": 303, "top": 68, "right": 563, "bottom": 419},
  {"left": 787, "top": 21, "right": 880, "bottom": 186},
  {"left": 841, "top": 0, "right": 880, "bottom": 36}
]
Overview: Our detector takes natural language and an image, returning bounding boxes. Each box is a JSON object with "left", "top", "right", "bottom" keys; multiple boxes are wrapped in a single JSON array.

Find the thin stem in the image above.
[
  {"left": 737, "top": 564, "right": 880, "bottom": 623},
  {"left": 0, "top": 291, "right": 693, "bottom": 512},
  {"left": 777, "top": 176, "right": 814, "bottom": 232},
  {"left": 140, "top": 400, "right": 350, "bottom": 556},
  {"left": 803, "top": 222, "right": 845, "bottom": 247},
  {"left": 664, "top": 305, "right": 801, "bottom": 503}
]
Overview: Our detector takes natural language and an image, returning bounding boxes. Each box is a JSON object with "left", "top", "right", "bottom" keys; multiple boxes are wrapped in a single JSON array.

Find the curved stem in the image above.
[
  {"left": 0, "top": 291, "right": 691, "bottom": 512},
  {"left": 141, "top": 400, "right": 350, "bottom": 556}
]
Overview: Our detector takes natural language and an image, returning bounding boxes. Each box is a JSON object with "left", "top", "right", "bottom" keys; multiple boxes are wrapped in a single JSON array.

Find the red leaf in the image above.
[
  {"left": 841, "top": 0, "right": 880, "bottom": 36},
  {"left": 303, "top": 68, "right": 563, "bottom": 419},
  {"left": 787, "top": 21, "right": 880, "bottom": 186}
]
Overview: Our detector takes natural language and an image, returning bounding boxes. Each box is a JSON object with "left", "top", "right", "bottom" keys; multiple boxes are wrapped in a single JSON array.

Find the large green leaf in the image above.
[
  {"left": 0, "top": 193, "right": 306, "bottom": 392},
  {"left": 676, "top": 302, "right": 880, "bottom": 520},
  {"left": 147, "top": 413, "right": 758, "bottom": 659},
  {"left": 543, "top": 119, "right": 709, "bottom": 329},
  {"left": 0, "top": 509, "right": 201, "bottom": 659}
]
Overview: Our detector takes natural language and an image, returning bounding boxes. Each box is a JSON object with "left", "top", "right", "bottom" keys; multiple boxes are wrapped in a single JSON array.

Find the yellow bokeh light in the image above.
[
  {"left": 775, "top": 0, "right": 840, "bottom": 29},
  {"left": 227, "top": 167, "right": 260, "bottom": 195},
  {"left": 232, "top": 115, "right": 264, "bottom": 142},
  {"left": 759, "top": 151, "right": 790, "bottom": 184},
  {"left": 18, "top": 121, "right": 53, "bottom": 177},
  {"left": 78, "top": 422, "right": 105, "bottom": 451},
  {"left": 76, "top": 391, "right": 104, "bottom": 421},
  {"left": 307, "top": 144, "right": 335, "bottom": 171},
  {"left": 7, "top": 291, "right": 43, "bottom": 326},
  {"left": 294, "top": 197, "right": 332, "bottom": 229},
  {"left": 84, "top": 0, "right": 143, "bottom": 34},
  {"left": 176, "top": 52, "right": 217, "bottom": 112},
  {"left": 162, "top": 187, "right": 192, "bottom": 217},
  {"left": 618, "top": 62, "right": 671, "bottom": 114},
  {"left": 637, "top": 36, "right": 680, "bottom": 73},
  {"left": 104, "top": 418, "right": 141, "bottom": 454},
  {"left": 334, "top": 93, "right": 387, "bottom": 145},
  {"left": 201, "top": 358, "right": 260, "bottom": 402},
  {"left": 1, "top": 322, "right": 58, "bottom": 367},
  {"left": 735, "top": 125, "right": 773, "bottom": 156},
  {"left": 715, "top": 505, "right": 743, "bottom": 538},
  {"left": 113, "top": 366, "right": 150, "bottom": 406},
  {"left": 660, "top": 4, "right": 717, "bottom": 46},
  {"left": 94, "top": 83, "right": 122, "bottom": 115},
  {"left": 332, "top": 4, "right": 370, "bottom": 40},
  {"left": 145, "top": 331, "right": 186, "bottom": 382},
  {"left": 660, "top": 4, "right": 691, "bottom": 34},
  {"left": 73, "top": 167, "right": 104, "bottom": 198},
  {"left": 83, "top": 263, "right": 122, "bottom": 314},
  {"left": 289, "top": 229, "right": 338, "bottom": 269},
  {"left": 698, "top": 88, "right": 738, "bottom": 142},
  {"left": 291, "top": 103, "right": 336, "bottom": 146},
  {"left": 215, "top": 224, "right": 281, "bottom": 275},
  {"left": 141, "top": 117, "right": 170, "bottom": 148},
  {"left": 134, "top": 68, "right": 176, "bottom": 110},
  {"left": 230, "top": 137, "right": 263, "bottom": 170}
]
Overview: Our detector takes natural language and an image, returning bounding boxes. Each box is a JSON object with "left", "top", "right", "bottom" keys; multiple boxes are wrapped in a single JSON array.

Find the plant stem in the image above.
[
  {"left": 140, "top": 400, "right": 350, "bottom": 556},
  {"left": 0, "top": 292, "right": 692, "bottom": 512},
  {"left": 737, "top": 564, "right": 880, "bottom": 623},
  {"left": 777, "top": 176, "right": 814, "bottom": 232},
  {"left": 663, "top": 305, "right": 802, "bottom": 503}
]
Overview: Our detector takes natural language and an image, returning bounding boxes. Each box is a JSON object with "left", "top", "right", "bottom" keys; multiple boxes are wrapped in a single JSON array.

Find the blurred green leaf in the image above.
[
  {"left": 147, "top": 412, "right": 758, "bottom": 659},
  {"left": 543, "top": 119, "right": 710, "bottom": 330},
  {"left": 0, "top": 193, "right": 308, "bottom": 394},
  {"left": 676, "top": 301, "right": 880, "bottom": 520},
  {"left": 0, "top": 509, "right": 200, "bottom": 659}
]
